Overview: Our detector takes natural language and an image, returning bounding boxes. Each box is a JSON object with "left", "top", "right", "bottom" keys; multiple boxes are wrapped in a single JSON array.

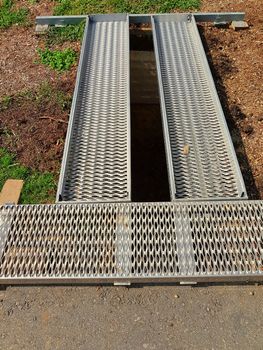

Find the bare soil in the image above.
[
  {"left": 0, "top": 284, "right": 263, "bottom": 350},
  {"left": 0, "top": 1, "right": 80, "bottom": 175},
  {"left": 0, "top": 79, "right": 74, "bottom": 173}
]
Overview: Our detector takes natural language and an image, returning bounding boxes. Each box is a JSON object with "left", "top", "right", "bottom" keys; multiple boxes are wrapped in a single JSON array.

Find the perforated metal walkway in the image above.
[
  {"left": 0, "top": 201, "right": 262, "bottom": 284},
  {"left": 57, "top": 13, "right": 246, "bottom": 203},
  {"left": 57, "top": 15, "right": 131, "bottom": 202},
  {"left": 0, "top": 13, "right": 261, "bottom": 285},
  {"left": 152, "top": 14, "right": 246, "bottom": 200}
]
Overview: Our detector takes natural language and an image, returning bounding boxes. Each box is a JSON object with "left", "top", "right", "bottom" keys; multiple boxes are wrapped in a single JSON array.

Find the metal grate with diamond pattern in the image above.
[
  {"left": 0, "top": 201, "right": 262, "bottom": 284},
  {"left": 57, "top": 14, "right": 130, "bottom": 203},
  {"left": 152, "top": 14, "right": 246, "bottom": 200}
]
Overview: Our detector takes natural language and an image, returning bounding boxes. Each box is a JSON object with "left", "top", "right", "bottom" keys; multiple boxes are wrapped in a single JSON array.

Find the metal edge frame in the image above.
[
  {"left": 151, "top": 15, "right": 177, "bottom": 201},
  {"left": 3, "top": 199, "right": 261, "bottom": 211},
  {"left": 0, "top": 273, "right": 262, "bottom": 285},
  {"left": 193, "top": 12, "right": 245, "bottom": 23},
  {"left": 190, "top": 14, "right": 247, "bottom": 198},
  {"left": 0, "top": 208, "right": 11, "bottom": 261},
  {"left": 56, "top": 196, "right": 249, "bottom": 205},
  {"left": 56, "top": 17, "right": 90, "bottom": 202},
  {"left": 36, "top": 15, "right": 87, "bottom": 25},
  {"left": 36, "top": 13, "right": 245, "bottom": 26},
  {"left": 127, "top": 14, "right": 132, "bottom": 202}
]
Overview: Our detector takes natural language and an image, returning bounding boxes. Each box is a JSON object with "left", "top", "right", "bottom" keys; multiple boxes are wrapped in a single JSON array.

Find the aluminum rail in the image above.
[
  {"left": 0, "top": 201, "right": 262, "bottom": 285},
  {"left": 57, "top": 14, "right": 131, "bottom": 202},
  {"left": 152, "top": 14, "right": 246, "bottom": 200}
]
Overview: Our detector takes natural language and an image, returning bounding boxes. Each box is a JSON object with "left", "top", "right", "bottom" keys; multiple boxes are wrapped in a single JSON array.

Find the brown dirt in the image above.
[
  {"left": 0, "top": 1, "right": 80, "bottom": 175},
  {"left": 0, "top": 26, "right": 55, "bottom": 97},
  {"left": 0, "top": 78, "right": 75, "bottom": 173}
]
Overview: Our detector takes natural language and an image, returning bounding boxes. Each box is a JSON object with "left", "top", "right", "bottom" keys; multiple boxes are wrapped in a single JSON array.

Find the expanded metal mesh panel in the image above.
[
  {"left": 188, "top": 203, "right": 263, "bottom": 274},
  {"left": 0, "top": 201, "right": 262, "bottom": 283},
  {"left": 152, "top": 14, "right": 246, "bottom": 200},
  {"left": 58, "top": 15, "right": 130, "bottom": 202}
]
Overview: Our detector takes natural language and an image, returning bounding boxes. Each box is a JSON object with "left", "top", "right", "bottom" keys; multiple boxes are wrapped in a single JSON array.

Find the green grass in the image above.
[
  {"left": 46, "top": 21, "right": 85, "bottom": 45},
  {"left": 0, "top": 95, "right": 13, "bottom": 111},
  {"left": 0, "top": 82, "right": 72, "bottom": 111},
  {"left": 54, "top": 0, "right": 200, "bottom": 15},
  {"left": 34, "top": 81, "right": 72, "bottom": 110},
  {"left": 0, "top": 0, "right": 28, "bottom": 29},
  {"left": 37, "top": 47, "right": 77, "bottom": 71},
  {"left": 0, "top": 148, "right": 56, "bottom": 204}
]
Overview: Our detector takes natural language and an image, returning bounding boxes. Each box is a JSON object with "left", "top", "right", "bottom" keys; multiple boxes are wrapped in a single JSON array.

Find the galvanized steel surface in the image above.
[
  {"left": 58, "top": 14, "right": 130, "bottom": 202},
  {"left": 0, "top": 201, "right": 262, "bottom": 283},
  {"left": 152, "top": 14, "right": 246, "bottom": 200}
]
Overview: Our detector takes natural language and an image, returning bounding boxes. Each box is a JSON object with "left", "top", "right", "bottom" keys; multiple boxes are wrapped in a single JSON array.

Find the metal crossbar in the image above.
[
  {"left": 36, "top": 13, "right": 245, "bottom": 26},
  {"left": 0, "top": 201, "right": 262, "bottom": 284}
]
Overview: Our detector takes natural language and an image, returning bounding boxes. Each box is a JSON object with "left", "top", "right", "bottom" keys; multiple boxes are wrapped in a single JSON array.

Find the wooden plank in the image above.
[{"left": 0, "top": 180, "right": 24, "bottom": 205}]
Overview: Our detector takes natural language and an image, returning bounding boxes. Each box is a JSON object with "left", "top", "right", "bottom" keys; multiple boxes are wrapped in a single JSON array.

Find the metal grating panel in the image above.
[
  {"left": 152, "top": 14, "right": 246, "bottom": 200},
  {"left": 57, "top": 14, "right": 130, "bottom": 202},
  {"left": 0, "top": 201, "right": 262, "bottom": 284}
]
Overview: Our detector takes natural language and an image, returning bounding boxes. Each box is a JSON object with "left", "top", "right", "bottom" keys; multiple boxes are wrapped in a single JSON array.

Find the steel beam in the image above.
[{"left": 36, "top": 13, "right": 245, "bottom": 26}]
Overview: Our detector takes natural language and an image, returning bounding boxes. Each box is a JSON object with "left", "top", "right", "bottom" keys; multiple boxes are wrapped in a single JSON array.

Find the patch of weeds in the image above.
[
  {"left": 46, "top": 20, "right": 85, "bottom": 46},
  {"left": 37, "top": 47, "right": 77, "bottom": 71},
  {"left": 35, "top": 82, "right": 72, "bottom": 110},
  {"left": 158, "top": 0, "right": 200, "bottom": 12},
  {"left": 0, "top": 148, "right": 56, "bottom": 204},
  {"left": 0, "top": 83, "right": 72, "bottom": 112},
  {"left": 21, "top": 172, "right": 55, "bottom": 204},
  {"left": 0, "top": 0, "right": 28, "bottom": 29},
  {"left": 53, "top": 0, "right": 200, "bottom": 15},
  {"left": 0, "top": 95, "right": 13, "bottom": 111},
  {"left": 0, "top": 127, "right": 15, "bottom": 140}
]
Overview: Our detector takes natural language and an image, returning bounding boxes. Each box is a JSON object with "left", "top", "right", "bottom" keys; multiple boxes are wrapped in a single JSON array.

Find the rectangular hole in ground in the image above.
[{"left": 130, "top": 26, "right": 170, "bottom": 202}]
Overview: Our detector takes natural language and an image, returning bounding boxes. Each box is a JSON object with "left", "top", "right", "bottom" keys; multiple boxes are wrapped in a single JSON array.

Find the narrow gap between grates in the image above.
[{"left": 130, "top": 25, "right": 170, "bottom": 202}]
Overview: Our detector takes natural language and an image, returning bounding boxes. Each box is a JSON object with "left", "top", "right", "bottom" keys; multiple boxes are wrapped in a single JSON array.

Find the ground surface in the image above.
[
  {"left": 0, "top": 0, "right": 263, "bottom": 349},
  {"left": 0, "top": 284, "right": 263, "bottom": 349}
]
